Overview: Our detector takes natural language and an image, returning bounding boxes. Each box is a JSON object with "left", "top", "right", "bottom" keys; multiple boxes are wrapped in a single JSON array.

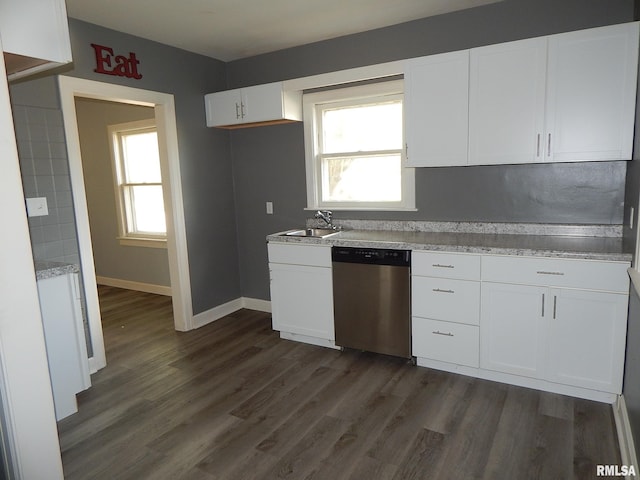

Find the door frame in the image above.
[{"left": 58, "top": 76, "right": 193, "bottom": 372}]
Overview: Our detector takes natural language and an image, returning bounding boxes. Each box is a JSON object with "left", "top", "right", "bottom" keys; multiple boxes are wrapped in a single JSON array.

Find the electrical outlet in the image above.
[
  {"left": 266, "top": 201, "right": 273, "bottom": 215},
  {"left": 26, "top": 197, "right": 49, "bottom": 217}
]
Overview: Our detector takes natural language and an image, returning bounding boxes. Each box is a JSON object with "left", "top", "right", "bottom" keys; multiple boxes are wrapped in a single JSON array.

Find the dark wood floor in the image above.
[{"left": 57, "top": 286, "right": 621, "bottom": 479}]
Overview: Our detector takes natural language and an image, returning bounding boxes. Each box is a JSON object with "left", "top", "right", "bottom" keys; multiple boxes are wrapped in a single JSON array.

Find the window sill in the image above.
[{"left": 117, "top": 237, "right": 167, "bottom": 249}]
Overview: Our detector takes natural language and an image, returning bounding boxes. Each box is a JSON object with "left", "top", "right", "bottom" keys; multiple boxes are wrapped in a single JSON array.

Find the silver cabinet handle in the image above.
[
  {"left": 432, "top": 289, "right": 455, "bottom": 294},
  {"left": 405, "top": 142, "right": 409, "bottom": 159},
  {"left": 432, "top": 264, "right": 454, "bottom": 269},
  {"left": 432, "top": 331, "right": 454, "bottom": 337},
  {"left": 553, "top": 295, "right": 557, "bottom": 319},
  {"left": 235, "top": 102, "right": 240, "bottom": 119},
  {"left": 547, "top": 133, "right": 551, "bottom": 157},
  {"left": 536, "top": 271, "right": 564, "bottom": 276},
  {"left": 240, "top": 102, "right": 246, "bottom": 118},
  {"left": 536, "top": 134, "right": 541, "bottom": 157},
  {"left": 541, "top": 293, "right": 545, "bottom": 316}
]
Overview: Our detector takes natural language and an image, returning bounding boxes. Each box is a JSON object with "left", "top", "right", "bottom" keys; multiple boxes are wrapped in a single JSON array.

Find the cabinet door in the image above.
[
  {"left": 546, "top": 288, "right": 628, "bottom": 393},
  {"left": 242, "top": 83, "right": 286, "bottom": 124},
  {"left": 404, "top": 51, "right": 469, "bottom": 167},
  {"left": 480, "top": 282, "right": 547, "bottom": 378},
  {"left": 545, "top": 23, "right": 639, "bottom": 162},
  {"left": 469, "top": 37, "right": 547, "bottom": 165},
  {"left": 205, "top": 89, "right": 243, "bottom": 127},
  {"left": 269, "top": 263, "right": 334, "bottom": 340},
  {"left": 37, "top": 273, "right": 90, "bottom": 420}
]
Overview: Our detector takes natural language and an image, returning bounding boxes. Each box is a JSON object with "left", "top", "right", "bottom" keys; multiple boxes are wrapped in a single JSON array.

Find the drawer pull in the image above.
[
  {"left": 432, "top": 330, "right": 454, "bottom": 337},
  {"left": 433, "top": 264, "right": 455, "bottom": 269},
  {"left": 432, "top": 288, "right": 455, "bottom": 294},
  {"left": 536, "top": 271, "right": 565, "bottom": 276}
]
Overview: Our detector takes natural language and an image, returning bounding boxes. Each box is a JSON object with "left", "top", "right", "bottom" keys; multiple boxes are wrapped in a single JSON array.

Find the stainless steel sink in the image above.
[{"left": 282, "top": 228, "right": 341, "bottom": 238}]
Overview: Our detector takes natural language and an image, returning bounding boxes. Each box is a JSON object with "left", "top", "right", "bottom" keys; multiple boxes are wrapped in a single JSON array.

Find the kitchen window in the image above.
[
  {"left": 108, "top": 119, "right": 167, "bottom": 247},
  {"left": 303, "top": 80, "right": 415, "bottom": 210}
]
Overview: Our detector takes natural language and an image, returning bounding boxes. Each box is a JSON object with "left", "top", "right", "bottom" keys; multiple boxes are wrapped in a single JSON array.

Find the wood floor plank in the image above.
[
  {"left": 391, "top": 428, "right": 445, "bottom": 480},
  {"left": 482, "top": 385, "right": 541, "bottom": 480},
  {"left": 573, "top": 398, "right": 621, "bottom": 479},
  {"left": 305, "top": 392, "right": 405, "bottom": 480},
  {"left": 421, "top": 379, "right": 508, "bottom": 480},
  {"left": 528, "top": 412, "right": 573, "bottom": 480},
  {"left": 366, "top": 367, "right": 450, "bottom": 465},
  {"left": 255, "top": 352, "right": 376, "bottom": 457},
  {"left": 260, "top": 415, "right": 348, "bottom": 480},
  {"left": 58, "top": 287, "right": 623, "bottom": 479}
]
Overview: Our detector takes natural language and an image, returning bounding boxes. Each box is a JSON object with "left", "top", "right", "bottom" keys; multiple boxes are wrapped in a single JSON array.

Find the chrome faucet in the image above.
[{"left": 314, "top": 210, "right": 334, "bottom": 229}]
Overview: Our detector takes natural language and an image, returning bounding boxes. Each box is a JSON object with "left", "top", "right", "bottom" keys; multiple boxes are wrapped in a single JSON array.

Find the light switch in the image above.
[
  {"left": 266, "top": 201, "right": 273, "bottom": 215},
  {"left": 26, "top": 197, "right": 49, "bottom": 217}
]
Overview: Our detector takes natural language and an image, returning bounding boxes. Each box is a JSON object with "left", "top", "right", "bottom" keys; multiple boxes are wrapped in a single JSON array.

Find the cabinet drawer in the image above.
[
  {"left": 412, "top": 318, "right": 479, "bottom": 367},
  {"left": 482, "top": 255, "right": 629, "bottom": 292},
  {"left": 412, "top": 277, "right": 480, "bottom": 325},
  {"left": 412, "top": 251, "right": 481, "bottom": 280},
  {"left": 267, "top": 243, "right": 331, "bottom": 267}
]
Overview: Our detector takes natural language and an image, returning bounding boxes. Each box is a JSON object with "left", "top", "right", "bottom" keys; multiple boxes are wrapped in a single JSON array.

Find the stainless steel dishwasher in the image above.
[{"left": 332, "top": 247, "right": 411, "bottom": 358}]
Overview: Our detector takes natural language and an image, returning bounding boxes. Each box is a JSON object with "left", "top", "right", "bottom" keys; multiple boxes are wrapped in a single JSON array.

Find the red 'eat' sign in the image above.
[{"left": 91, "top": 43, "right": 143, "bottom": 80}]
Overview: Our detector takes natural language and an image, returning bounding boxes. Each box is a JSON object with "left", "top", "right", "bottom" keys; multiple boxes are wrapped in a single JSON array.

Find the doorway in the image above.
[{"left": 58, "top": 76, "right": 193, "bottom": 372}]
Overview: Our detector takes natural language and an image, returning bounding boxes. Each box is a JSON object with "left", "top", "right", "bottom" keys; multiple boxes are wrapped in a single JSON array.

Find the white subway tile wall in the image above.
[{"left": 13, "top": 105, "right": 79, "bottom": 266}]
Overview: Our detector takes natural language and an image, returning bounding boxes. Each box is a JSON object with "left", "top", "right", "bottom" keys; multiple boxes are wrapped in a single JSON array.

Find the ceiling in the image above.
[{"left": 65, "top": 0, "right": 502, "bottom": 62}]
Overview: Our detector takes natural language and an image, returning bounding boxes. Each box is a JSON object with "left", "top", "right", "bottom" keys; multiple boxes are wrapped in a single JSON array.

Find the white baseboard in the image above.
[
  {"left": 192, "top": 297, "right": 271, "bottom": 329},
  {"left": 96, "top": 276, "right": 172, "bottom": 296},
  {"left": 242, "top": 297, "right": 271, "bottom": 313},
  {"left": 614, "top": 395, "right": 638, "bottom": 477},
  {"left": 415, "top": 357, "right": 618, "bottom": 404}
]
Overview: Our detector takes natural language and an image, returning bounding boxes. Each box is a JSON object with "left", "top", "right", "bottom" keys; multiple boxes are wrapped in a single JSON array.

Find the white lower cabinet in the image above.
[
  {"left": 480, "top": 255, "right": 629, "bottom": 396},
  {"left": 413, "top": 250, "right": 630, "bottom": 402},
  {"left": 268, "top": 243, "right": 335, "bottom": 347},
  {"left": 411, "top": 251, "right": 481, "bottom": 368},
  {"left": 37, "top": 272, "right": 91, "bottom": 420}
]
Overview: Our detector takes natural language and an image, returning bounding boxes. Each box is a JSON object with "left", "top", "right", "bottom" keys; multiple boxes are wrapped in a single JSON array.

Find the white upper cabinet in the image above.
[
  {"left": 0, "top": 0, "right": 72, "bottom": 80},
  {"left": 205, "top": 82, "right": 302, "bottom": 128},
  {"left": 404, "top": 50, "right": 470, "bottom": 167},
  {"left": 469, "top": 22, "right": 639, "bottom": 166},
  {"left": 469, "top": 37, "right": 548, "bottom": 165},
  {"left": 545, "top": 23, "right": 639, "bottom": 162}
]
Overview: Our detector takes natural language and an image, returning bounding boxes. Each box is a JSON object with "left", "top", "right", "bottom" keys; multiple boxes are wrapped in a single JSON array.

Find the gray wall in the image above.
[
  {"left": 74, "top": 98, "right": 170, "bottom": 287},
  {"left": 11, "top": 18, "right": 239, "bottom": 314},
  {"left": 227, "top": 0, "right": 635, "bottom": 300}
]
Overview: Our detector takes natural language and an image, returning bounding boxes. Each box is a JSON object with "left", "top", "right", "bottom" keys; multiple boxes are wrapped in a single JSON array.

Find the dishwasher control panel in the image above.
[{"left": 332, "top": 247, "right": 410, "bottom": 266}]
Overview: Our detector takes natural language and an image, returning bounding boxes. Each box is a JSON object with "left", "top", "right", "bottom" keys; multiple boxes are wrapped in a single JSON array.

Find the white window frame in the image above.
[
  {"left": 303, "top": 80, "right": 415, "bottom": 211},
  {"left": 108, "top": 118, "right": 167, "bottom": 248}
]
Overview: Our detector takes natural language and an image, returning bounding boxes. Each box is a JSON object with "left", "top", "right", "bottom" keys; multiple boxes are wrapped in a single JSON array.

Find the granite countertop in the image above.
[
  {"left": 35, "top": 261, "right": 79, "bottom": 281},
  {"left": 267, "top": 222, "right": 632, "bottom": 262}
]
